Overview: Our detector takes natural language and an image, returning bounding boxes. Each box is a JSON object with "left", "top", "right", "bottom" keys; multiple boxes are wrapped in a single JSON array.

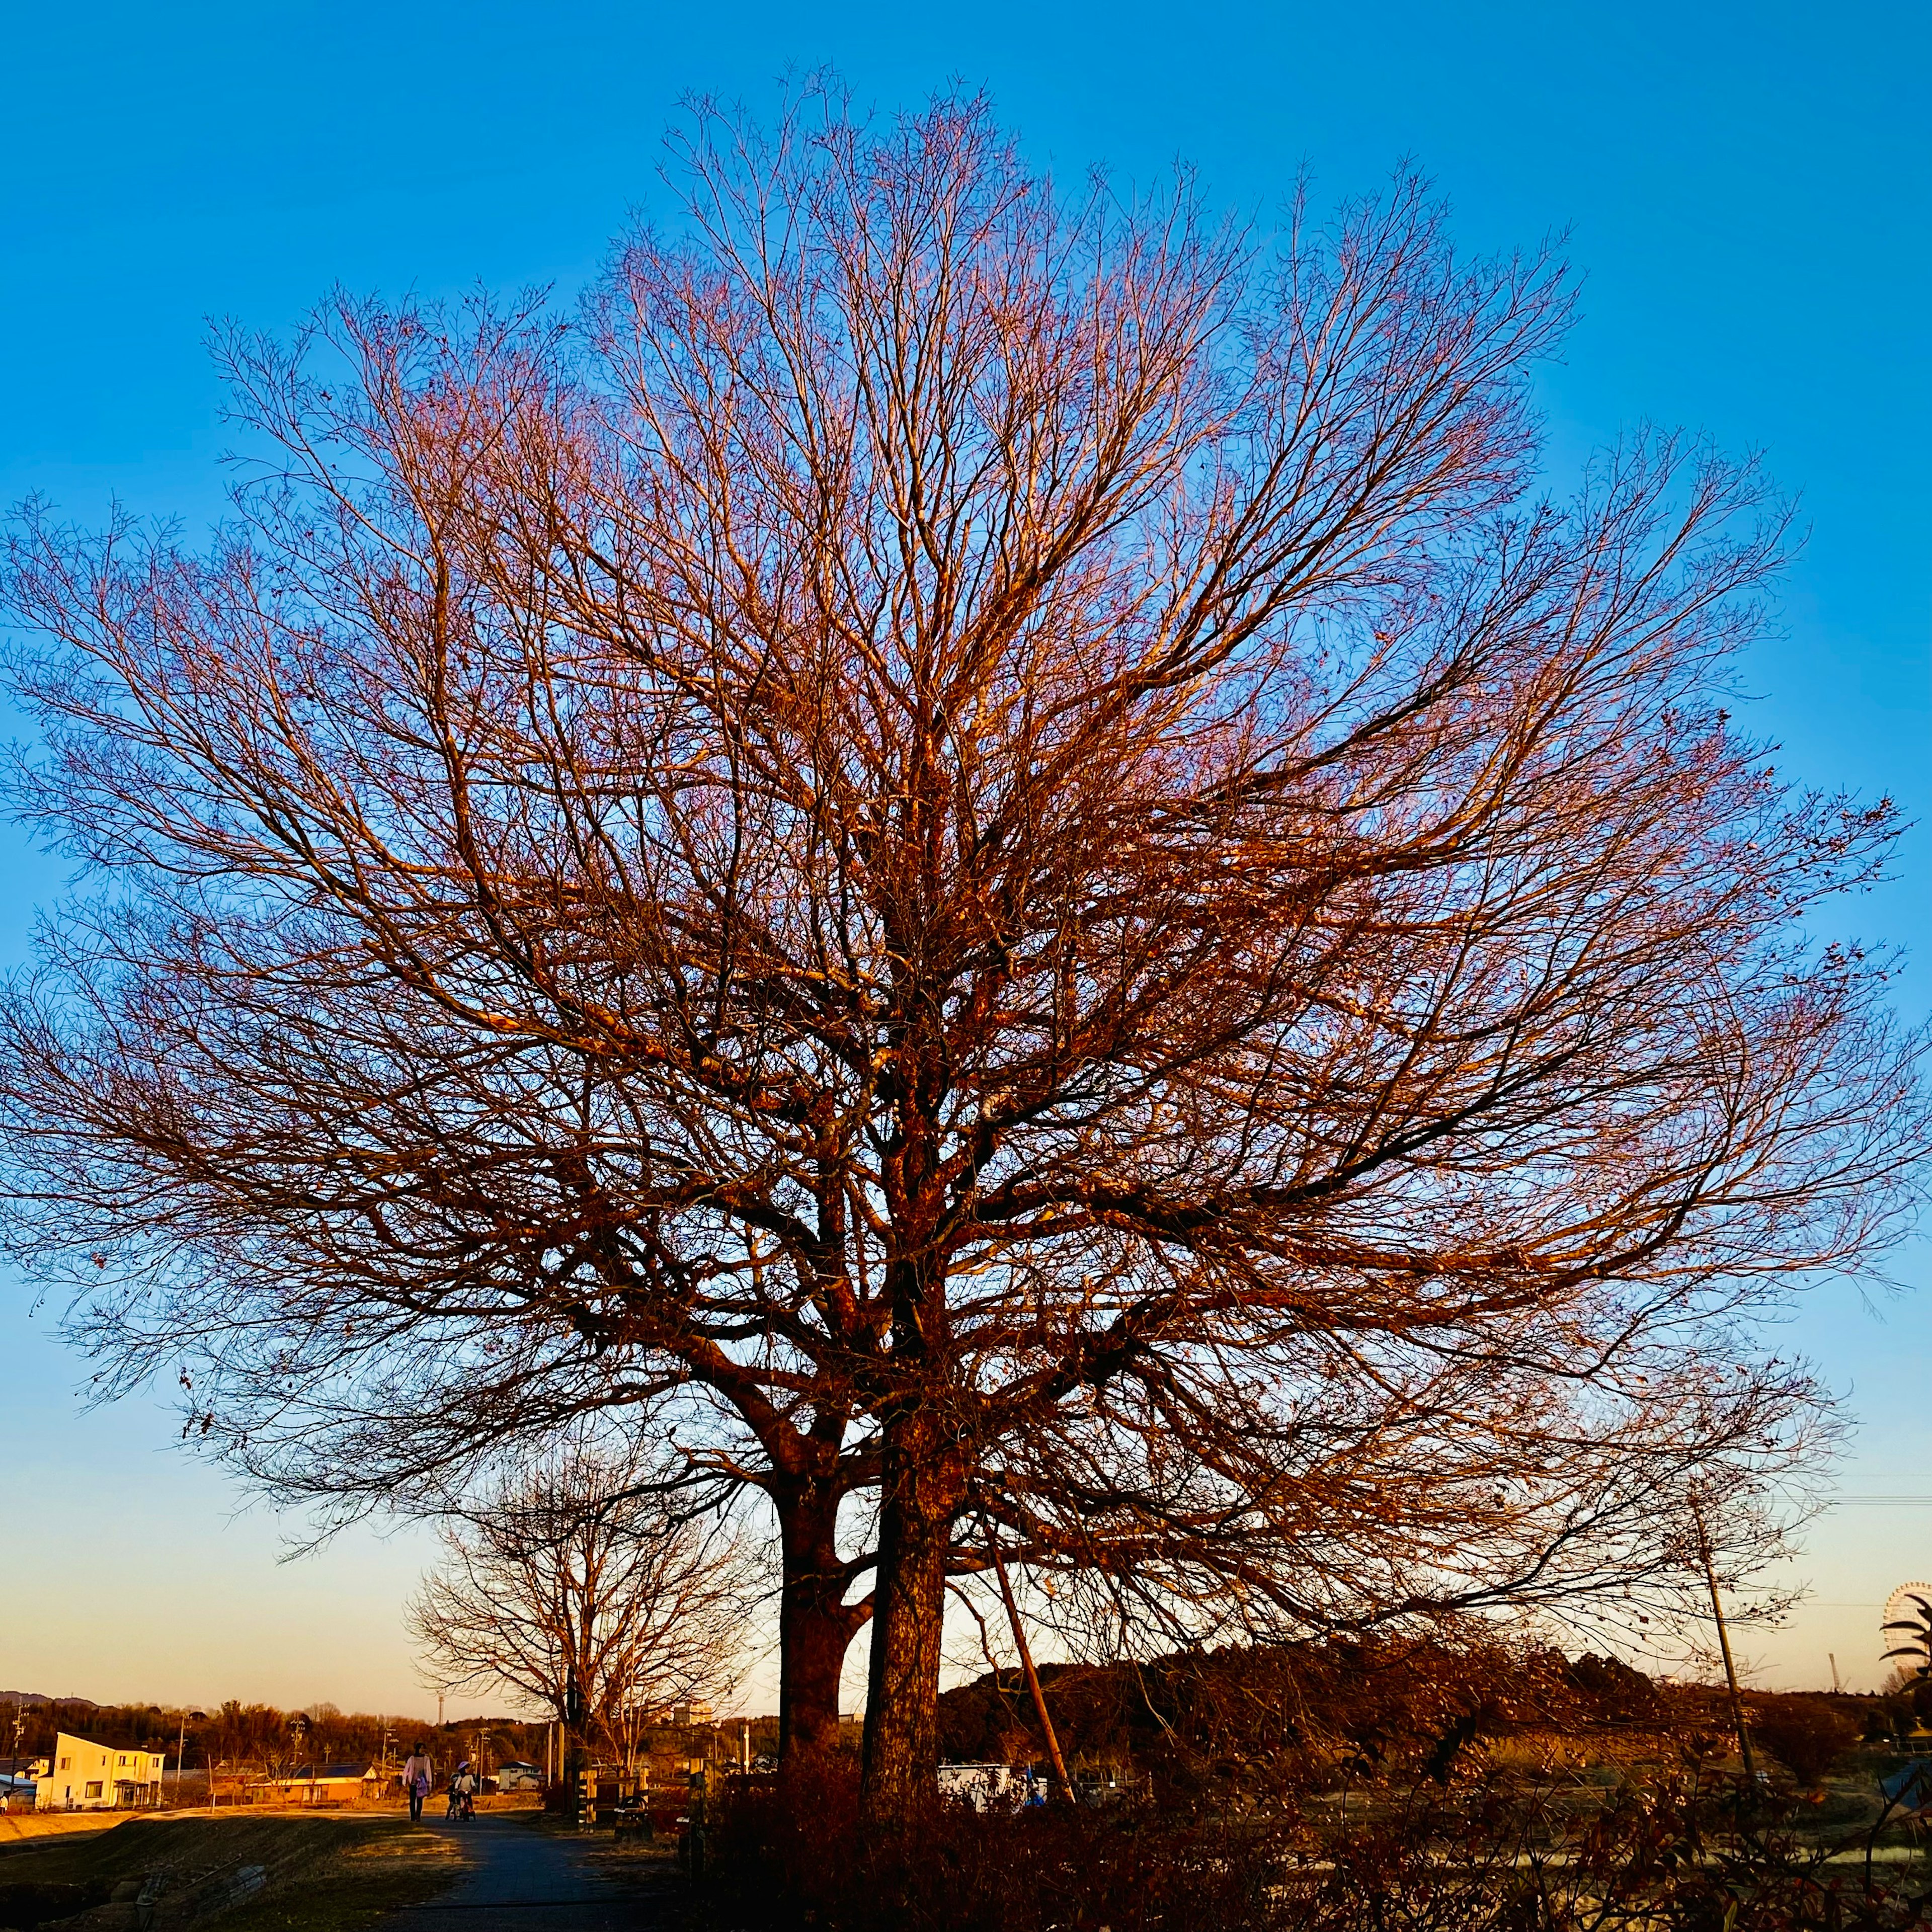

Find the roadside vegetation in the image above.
[
  {"left": 696, "top": 1637, "right": 1932, "bottom": 1930},
  {"left": 701, "top": 1772, "right": 1931, "bottom": 1932}
]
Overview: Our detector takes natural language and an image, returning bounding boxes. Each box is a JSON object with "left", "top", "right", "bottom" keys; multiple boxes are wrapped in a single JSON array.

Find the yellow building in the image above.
[{"left": 36, "top": 1732, "right": 166, "bottom": 1811}]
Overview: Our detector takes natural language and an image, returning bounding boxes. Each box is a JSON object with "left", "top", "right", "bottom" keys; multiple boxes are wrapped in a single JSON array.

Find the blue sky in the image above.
[{"left": 1, "top": 0, "right": 1925, "bottom": 1714}]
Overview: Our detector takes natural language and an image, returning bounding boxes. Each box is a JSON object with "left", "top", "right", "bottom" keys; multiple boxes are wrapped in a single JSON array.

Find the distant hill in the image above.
[{"left": 0, "top": 1693, "right": 100, "bottom": 1709}]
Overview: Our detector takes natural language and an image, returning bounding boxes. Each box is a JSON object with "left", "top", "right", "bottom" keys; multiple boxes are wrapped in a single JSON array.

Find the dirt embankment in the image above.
[{"left": 0, "top": 1815, "right": 463, "bottom": 1932}]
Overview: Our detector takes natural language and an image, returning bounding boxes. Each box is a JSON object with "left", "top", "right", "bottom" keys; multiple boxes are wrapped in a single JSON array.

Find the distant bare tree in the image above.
[
  {"left": 408, "top": 1435, "right": 749, "bottom": 1775},
  {"left": 2, "top": 81, "right": 1924, "bottom": 1831}
]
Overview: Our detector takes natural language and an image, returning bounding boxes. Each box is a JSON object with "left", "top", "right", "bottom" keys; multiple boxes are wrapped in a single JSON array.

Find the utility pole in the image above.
[
  {"left": 1691, "top": 1503, "right": 1757, "bottom": 1782},
  {"left": 1830, "top": 1654, "right": 1842, "bottom": 1694},
  {"left": 170, "top": 1709, "right": 205, "bottom": 1807},
  {"left": 288, "top": 1712, "right": 310, "bottom": 1798},
  {"left": 989, "top": 1541, "right": 1077, "bottom": 1805}
]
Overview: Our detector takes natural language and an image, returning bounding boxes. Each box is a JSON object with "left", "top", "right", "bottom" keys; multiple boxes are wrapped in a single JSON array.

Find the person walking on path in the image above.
[{"left": 401, "top": 1745, "right": 434, "bottom": 1824}]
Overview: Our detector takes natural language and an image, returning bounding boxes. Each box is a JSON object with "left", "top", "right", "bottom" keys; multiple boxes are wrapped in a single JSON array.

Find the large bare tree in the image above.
[
  {"left": 408, "top": 1434, "right": 749, "bottom": 1773},
  {"left": 2, "top": 84, "right": 1923, "bottom": 1829}
]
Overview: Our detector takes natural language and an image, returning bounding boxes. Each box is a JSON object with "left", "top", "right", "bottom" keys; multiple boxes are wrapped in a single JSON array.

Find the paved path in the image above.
[{"left": 384, "top": 1814, "right": 669, "bottom": 1932}]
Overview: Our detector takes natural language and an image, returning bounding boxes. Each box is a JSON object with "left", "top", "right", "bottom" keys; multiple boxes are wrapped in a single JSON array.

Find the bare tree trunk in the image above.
[
  {"left": 776, "top": 1485, "right": 866, "bottom": 1770},
  {"left": 860, "top": 1414, "right": 964, "bottom": 1833}
]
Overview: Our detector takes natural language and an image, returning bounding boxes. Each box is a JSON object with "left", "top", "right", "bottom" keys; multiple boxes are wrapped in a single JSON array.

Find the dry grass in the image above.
[
  {"left": 217, "top": 1825, "right": 464, "bottom": 1932},
  {"left": 0, "top": 1814, "right": 464, "bottom": 1932},
  {"left": 0, "top": 1817, "right": 119, "bottom": 1852}
]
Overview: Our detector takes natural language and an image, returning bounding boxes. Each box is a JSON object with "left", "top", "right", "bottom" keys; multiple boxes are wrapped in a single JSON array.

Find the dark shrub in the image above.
[
  {"left": 1752, "top": 1698, "right": 1860, "bottom": 1789},
  {"left": 1564, "top": 1651, "right": 1665, "bottom": 1723}
]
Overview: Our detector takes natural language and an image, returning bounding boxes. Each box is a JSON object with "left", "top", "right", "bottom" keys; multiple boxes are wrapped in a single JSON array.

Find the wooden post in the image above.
[{"left": 688, "top": 1768, "right": 706, "bottom": 1879}]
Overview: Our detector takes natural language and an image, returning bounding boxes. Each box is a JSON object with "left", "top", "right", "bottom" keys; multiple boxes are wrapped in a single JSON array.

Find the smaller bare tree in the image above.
[{"left": 408, "top": 1434, "right": 753, "bottom": 1781}]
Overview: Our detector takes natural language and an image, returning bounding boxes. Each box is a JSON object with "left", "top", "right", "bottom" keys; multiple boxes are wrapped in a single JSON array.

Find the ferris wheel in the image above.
[{"left": 1882, "top": 1582, "right": 1932, "bottom": 1680}]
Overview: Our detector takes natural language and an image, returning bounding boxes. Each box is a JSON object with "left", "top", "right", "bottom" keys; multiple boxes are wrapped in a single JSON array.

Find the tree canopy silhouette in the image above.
[
  {"left": 409, "top": 1431, "right": 749, "bottom": 1771},
  {"left": 2, "top": 82, "right": 1923, "bottom": 1828}
]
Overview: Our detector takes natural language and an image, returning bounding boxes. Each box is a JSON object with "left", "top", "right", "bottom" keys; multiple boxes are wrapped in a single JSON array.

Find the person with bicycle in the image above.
[{"left": 447, "top": 1759, "right": 479, "bottom": 1821}]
